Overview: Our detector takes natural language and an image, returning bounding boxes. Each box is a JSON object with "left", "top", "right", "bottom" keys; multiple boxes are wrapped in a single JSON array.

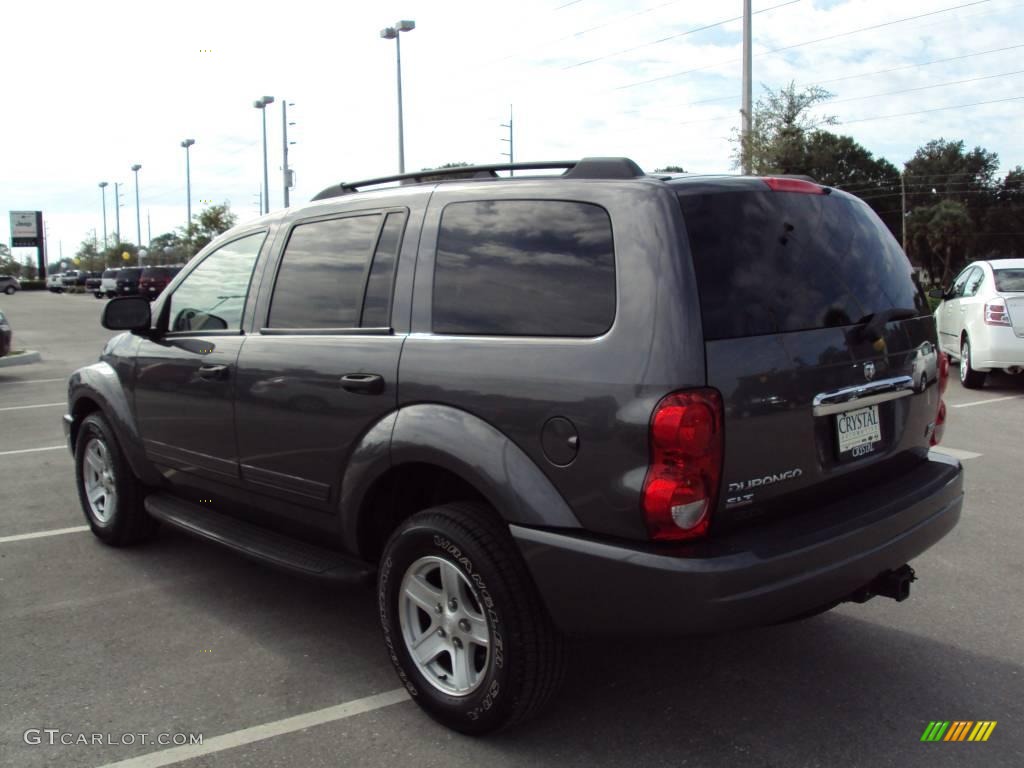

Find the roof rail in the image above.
[{"left": 310, "top": 157, "right": 646, "bottom": 201}]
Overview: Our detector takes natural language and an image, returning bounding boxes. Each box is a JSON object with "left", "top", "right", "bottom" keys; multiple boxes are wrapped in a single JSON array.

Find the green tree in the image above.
[
  {"left": 654, "top": 165, "right": 685, "bottom": 173},
  {"left": 908, "top": 200, "right": 971, "bottom": 286},
  {"left": 903, "top": 139, "right": 1001, "bottom": 276},
  {"left": 977, "top": 166, "right": 1024, "bottom": 258},
  {"left": 732, "top": 81, "right": 837, "bottom": 174},
  {"left": 179, "top": 203, "right": 237, "bottom": 258}
]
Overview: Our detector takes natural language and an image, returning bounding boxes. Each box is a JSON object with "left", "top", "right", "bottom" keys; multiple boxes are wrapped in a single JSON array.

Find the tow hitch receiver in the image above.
[{"left": 849, "top": 564, "right": 917, "bottom": 603}]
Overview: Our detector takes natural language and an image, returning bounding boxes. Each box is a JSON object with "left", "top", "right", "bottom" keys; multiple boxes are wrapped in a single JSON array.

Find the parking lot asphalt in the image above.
[{"left": 1, "top": 290, "right": 1021, "bottom": 768}]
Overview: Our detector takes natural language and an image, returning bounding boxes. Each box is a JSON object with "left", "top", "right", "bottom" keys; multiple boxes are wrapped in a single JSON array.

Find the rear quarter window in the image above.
[
  {"left": 994, "top": 268, "right": 1024, "bottom": 292},
  {"left": 432, "top": 199, "right": 615, "bottom": 336},
  {"left": 678, "top": 190, "right": 929, "bottom": 340}
]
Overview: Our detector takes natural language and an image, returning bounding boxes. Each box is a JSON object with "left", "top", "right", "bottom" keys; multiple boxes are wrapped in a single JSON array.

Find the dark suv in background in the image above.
[
  {"left": 64, "top": 158, "right": 963, "bottom": 734},
  {"left": 138, "top": 265, "right": 182, "bottom": 300},
  {"left": 115, "top": 267, "right": 143, "bottom": 295}
]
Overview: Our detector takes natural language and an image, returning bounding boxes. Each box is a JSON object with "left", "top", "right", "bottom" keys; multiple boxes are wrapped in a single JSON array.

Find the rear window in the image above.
[
  {"left": 433, "top": 200, "right": 615, "bottom": 336},
  {"left": 994, "top": 268, "right": 1024, "bottom": 292},
  {"left": 142, "top": 267, "right": 173, "bottom": 278},
  {"left": 120, "top": 269, "right": 142, "bottom": 278},
  {"left": 678, "top": 190, "right": 929, "bottom": 340},
  {"left": 102, "top": 270, "right": 119, "bottom": 278}
]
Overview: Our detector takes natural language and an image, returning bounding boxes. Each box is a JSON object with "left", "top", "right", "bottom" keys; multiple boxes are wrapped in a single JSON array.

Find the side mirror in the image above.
[
  {"left": 928, "top": 288, "right": 946, "bottom": 300},
  {"left": 102, "top": 296, "right": 152, "bottom": 332}
]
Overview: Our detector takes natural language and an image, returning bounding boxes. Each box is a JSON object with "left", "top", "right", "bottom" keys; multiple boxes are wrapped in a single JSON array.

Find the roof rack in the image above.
[{"left": 311, "top": 157, "right": 646, "bottom": 201}]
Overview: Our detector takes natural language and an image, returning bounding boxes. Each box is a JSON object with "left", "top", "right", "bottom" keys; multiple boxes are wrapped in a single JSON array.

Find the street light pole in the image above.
[
  {"left": 113, "top": 182, "right": 122, "bottom": 244},
  {"left": 254, "top": 96, "right": 274, "bottom": 214},
  {"left": 282, "top": 100, "right": 293, "bottom": 208},
  {"left": 500, "top": 104, "right": 514, "bottom": 176},
  {"left": 181, "top": 139, "right": 195, "bottom": 228},
  {"left": 380, "top": 20, "right": 415, "bottom": 173},
  {"left": 131, "top": 164, "right": 142, "bottom": 246},
  {"left": 98, "top": 182, "right": 109, "bottom": 250}
]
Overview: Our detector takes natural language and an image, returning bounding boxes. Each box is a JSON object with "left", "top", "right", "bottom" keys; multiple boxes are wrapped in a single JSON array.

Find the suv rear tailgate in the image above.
[{"left": 678, "top": 183, "right": 942, "bottom": 531}]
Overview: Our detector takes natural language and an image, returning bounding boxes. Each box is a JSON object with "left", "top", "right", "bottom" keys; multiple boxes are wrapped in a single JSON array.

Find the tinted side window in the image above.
[
  {"left": 361, "top": 212, "right": 405, "bottom": 327},
  {"left": 268, "top": 214, "right": 382, "bottom": 328},
  {"left": 169, "top": 232, "right": 265, "bottom": 332},
  {"left": 433, "top": 200, "right": 615, "bottom": 336},
  {"left": 678, "top": 191, "right": 929, "bottom": 340}
]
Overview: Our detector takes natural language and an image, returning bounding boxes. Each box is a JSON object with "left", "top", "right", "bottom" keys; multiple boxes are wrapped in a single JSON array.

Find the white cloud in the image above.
[{"left": 1, "top": 0, "right": 1021, "bottom": 261}]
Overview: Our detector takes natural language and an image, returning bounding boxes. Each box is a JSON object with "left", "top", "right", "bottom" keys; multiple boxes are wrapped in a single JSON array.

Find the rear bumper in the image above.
[
  {"left": 513, "top": 451, "right": 963, "bottom": 636},
  {"left": 972, "top": 326, "right": 1024, "bottom": 370}
]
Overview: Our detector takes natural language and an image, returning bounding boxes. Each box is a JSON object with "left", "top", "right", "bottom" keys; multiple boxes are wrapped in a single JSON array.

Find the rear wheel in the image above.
[
  {"left": 4, "top": 285, "right": 15, "bottom": 295},
  {"left": 960, "top": 336, "right": 987, "bottom": 389},
  {"left": 74, "top": 413, "right": 157, "bottom": 546},
  {"left": 378, "top": 503, "right": 566, "bottom": 734}
]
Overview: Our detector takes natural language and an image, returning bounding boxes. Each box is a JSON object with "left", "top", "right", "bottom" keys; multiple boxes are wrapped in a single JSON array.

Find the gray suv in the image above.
[{"left": 64, "top": 158, "right": 963, "bottom": 734}]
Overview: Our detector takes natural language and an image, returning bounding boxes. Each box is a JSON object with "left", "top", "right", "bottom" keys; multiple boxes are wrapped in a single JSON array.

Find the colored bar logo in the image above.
[{"left": 921, "top": 721, "right": 997, "bottom": 742}]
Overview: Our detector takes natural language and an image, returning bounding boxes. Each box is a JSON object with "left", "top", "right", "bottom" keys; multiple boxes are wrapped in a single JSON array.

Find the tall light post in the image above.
[
  {"left": 131, "top": 164, "right": 142, "bottom": 247},
  {"left": 113, "top": 182, "right": 122, "bottom": 244},
  {"left": 181, "top": 140, "right": 195, "bottom": 228},
  {"left": 380, "top": 20, "right": 415, "bottom": 173},
  {"left": 741, "top": 0, "right": 752, "bottom": 174},
  {"left": 254, "top": 96, "right": 274, "bottom": 214},
  {"left": 282, "top": 100, "right": 295, "bottom": 208},
  {"left": 98, "top": 182, "right": 109, "bottom": 250}
]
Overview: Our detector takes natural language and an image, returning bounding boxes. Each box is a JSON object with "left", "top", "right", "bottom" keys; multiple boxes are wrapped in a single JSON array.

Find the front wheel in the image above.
[
  {"left": 74, "top": 412, "right": 157, "bottom": 546},
  {"left": 960, "top": 336, "right": 987, "bottom": 389},
  {"left": 378, "top": 503, "right": 566, "bottom": 734},
  {"left": 4, "top": 285, "right": 16, "bottom": 295}
]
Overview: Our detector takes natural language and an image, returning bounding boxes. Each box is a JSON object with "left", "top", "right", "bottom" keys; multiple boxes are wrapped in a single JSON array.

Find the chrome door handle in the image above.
[{"left": 813, "top": 376, "right": 915, "bottom": 417}]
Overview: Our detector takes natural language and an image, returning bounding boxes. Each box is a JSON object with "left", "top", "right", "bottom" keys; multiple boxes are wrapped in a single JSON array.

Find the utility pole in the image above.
[
  {"left": 901, "top": 171, "right": 908, "bottom": 256},
  {"left": 147, "top": 210, "right": 152, "bottom": 245},
  {"left": 741, "top": 0, "right": 753, "bottom": 175},
  {"left": 500, "top": 104, "right": 514, "bottom": 176},
  {"left": 282, "top": 101, "right": 294, "bottom": 208}
]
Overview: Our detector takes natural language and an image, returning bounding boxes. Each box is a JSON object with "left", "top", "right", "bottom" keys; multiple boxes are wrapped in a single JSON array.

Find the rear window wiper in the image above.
[{"left": 858, "top": 307, "right": 920, "bottom": 343}]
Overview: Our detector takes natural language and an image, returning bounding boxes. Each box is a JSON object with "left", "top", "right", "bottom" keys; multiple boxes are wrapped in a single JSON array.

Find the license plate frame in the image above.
[{"left": 835, "top": 404, "right": 882, "bottom": 461}]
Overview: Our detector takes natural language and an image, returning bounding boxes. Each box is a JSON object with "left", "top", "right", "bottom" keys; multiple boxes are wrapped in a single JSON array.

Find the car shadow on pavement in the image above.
[
  {"left": 496, "top": 616, "right": 1023, "bottom": 767},
  {"left": 29, "top": 528, "right": 1018, "bottom": 768}
]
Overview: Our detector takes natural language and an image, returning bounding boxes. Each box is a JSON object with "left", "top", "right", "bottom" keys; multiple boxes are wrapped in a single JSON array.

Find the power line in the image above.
[
  {"left": 812, "top": 43, "right": 1024, "bottom": 87},
  {"left": 828, "top": 69, "right": 1024, "bottom": 106},
  {"left": 633, "top": 42, "right": 1024, "bottom": 115},
  {"left": 839, "top": 95, "right": 1023, "bottom": 125},
  {"left": 615, "top": 0, "right": 994, "bottom": 91},
  {"left": 563, "top": 0, "right": 799, "bottom": 69}
]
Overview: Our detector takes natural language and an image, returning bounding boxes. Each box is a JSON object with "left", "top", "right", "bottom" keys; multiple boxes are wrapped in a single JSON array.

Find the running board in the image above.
[{"left": 144, "top": 493, "right": 373, "bottom": 584}]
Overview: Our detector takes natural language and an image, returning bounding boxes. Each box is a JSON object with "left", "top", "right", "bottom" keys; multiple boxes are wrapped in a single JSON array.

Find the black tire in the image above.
[
  {"left": 74, "top": 412, "right": 157, "bottom": 546},
  {"left": 378, "top": 503, "right": 566, "bottom": 734},
  {"left": 4, "top": 286, "right": 14, "bottom": 295},
  {"left": 960, "top": 336, "right": 987, "bottom": 389}
]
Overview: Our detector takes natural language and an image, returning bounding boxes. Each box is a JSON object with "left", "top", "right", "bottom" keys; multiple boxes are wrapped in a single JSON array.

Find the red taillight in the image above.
[
  {"left": 984, "top": 300, "right": 1011, "bottom": 326},
  {"left": 931, "top": 351, "right": 950, "bottom": 446},
  {"left": 762, "top": 177, "right": 825, "bottom": 195},
  {"left": 642, "top": 389, "right": 724, "bottom": 542}
]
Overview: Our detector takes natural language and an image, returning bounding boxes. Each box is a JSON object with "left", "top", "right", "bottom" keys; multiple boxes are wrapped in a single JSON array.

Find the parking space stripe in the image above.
[
  {"left": 0, "top": 445, "right": 65, "bottom": 457},
  {"left": 93, "top": 688, "right": 410, "bottom": 768},
  {"left": 951, "top": 394, "right": 1024, "bottom": 408},
  {"left": 0, "top": 377, "right": 65, "bottom": 384},
  {"left": 0, "top": 526, "right": 89, "bottom": 544},
  {"left": 0, "top": 402, "right": 64, "bottom": 412},
  {"left": 932, "top": 447, "right": 983, "bottom": 460}
]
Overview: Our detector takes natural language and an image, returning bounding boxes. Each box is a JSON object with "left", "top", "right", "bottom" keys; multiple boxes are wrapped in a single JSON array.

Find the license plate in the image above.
[{"left": 836, "top": 405, "right": 881, "bottom": 459}]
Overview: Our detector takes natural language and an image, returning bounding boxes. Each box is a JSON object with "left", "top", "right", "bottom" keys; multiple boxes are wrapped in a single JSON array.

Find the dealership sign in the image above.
[{"left": 10, "top": 211, "right": 43, "bottom": 247}]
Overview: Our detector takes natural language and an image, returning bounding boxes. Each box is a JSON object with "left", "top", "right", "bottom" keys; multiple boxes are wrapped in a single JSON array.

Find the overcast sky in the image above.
[{"left": 1, "top": 0, "right": 1021, "bottom": 265}]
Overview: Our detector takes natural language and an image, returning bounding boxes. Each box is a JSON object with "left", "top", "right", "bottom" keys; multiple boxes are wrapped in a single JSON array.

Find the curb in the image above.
[{"left": 0, "top": 350, "right": 42, "bottom": 367}]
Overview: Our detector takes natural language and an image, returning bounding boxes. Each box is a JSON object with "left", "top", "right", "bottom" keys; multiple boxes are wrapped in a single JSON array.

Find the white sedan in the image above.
[{"left": 932, "top": 258, "right": 1024, "bottom": 388}]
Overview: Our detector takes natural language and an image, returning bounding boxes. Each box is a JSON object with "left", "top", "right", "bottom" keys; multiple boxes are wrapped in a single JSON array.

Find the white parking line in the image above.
[
  {"left": 0, "top": 526, "right": 89, "bottom": 544},
  {"left": 0, "top": 445, "right": 65, "bottom": 457},
  {"left": 951, "top": 394, "right": 1024, "bottom": 409},
  {"left": 0, "top": 402, "right": 64, "bottom": 412},
  {"left": 0, "top": 377, "right": 65, "bottom": 385},
  {"left": 932, "top": 447, "right": 983, "bottom": 461},
  {"left": 94, "top": 688, "right": 410, "bottom": 768}
]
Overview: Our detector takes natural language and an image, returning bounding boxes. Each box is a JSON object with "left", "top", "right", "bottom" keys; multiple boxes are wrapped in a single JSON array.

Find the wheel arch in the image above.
[{"left": 340, "top": 403, "right": 581, "bottom": 562}]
